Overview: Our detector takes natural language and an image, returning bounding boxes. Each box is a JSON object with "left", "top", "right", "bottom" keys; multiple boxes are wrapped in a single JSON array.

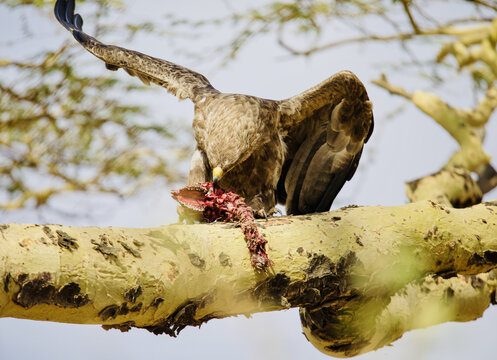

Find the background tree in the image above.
[
  {"left": 0, "top": 0, "right": 190, "bottom": 212},
  {"left": 0, "top": 0, "right": 497, "bottom": 359}
]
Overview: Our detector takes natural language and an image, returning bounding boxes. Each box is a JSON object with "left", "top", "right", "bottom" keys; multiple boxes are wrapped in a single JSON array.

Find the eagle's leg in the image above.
[
  {"left": 188, "top": 148, "right": 211, "bottom": 184},
  {"left": 178, "top": 149, "right": 211, "bottom": 223}
]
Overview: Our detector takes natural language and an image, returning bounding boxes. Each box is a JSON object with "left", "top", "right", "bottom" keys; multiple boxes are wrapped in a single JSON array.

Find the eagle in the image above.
[{"left": 55, "top": 0, "right": 374, "bottom": 217}]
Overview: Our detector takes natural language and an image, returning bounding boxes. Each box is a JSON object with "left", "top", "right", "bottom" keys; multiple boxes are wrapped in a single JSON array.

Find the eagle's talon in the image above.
[{"left": 253, "top": 209, "right": 268, "bottom": 219}]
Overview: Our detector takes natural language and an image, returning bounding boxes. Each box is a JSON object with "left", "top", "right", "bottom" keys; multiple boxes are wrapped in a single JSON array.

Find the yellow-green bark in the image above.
[{"left": 1, "top": 200, "right": 497, "bottom": 356}]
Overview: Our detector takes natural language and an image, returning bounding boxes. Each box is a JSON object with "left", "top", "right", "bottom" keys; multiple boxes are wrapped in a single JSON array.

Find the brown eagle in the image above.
[{"left": 55, "top": 0, "right": 374, "bottom": 216}]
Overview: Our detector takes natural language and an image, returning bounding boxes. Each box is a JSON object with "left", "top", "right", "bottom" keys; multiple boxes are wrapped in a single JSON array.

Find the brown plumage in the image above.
[{"left": 55, "top": 0, "right": 374, "bottom": 216}]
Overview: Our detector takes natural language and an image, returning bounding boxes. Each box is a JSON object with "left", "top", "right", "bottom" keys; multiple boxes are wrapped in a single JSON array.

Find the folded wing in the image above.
[
  {"left": 277, "top": 71, "right": 374, "bottom": 215},
  {"left": 54, "top": 0, "right": 219, "bottom": 103}
]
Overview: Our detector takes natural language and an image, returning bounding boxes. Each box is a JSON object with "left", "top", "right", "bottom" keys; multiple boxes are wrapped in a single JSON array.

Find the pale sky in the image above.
[{"left": 0, "top": 1, "right": 496, "bottom": 359}]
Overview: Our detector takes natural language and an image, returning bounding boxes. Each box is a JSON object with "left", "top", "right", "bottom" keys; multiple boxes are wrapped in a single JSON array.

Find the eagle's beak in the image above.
[{"left": 212, "top": 167, "right": 223, "bottom": 186}]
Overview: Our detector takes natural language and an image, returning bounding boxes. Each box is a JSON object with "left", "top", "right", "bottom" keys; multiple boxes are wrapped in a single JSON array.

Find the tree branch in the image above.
[
  {"left": 1, "top": 200, "right": 497, "bottom": 355},
  {"left": 400, "top": 0, "right": 421, "bottom": 34}
]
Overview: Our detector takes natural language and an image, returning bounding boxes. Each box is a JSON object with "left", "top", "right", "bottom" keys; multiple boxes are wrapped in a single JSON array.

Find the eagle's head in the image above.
[{"left": 208, "top": 150, "right": 249, "bottom": 186}]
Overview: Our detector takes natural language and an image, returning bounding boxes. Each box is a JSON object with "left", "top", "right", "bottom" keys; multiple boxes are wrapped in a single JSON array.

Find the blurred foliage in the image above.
[
  {"left": 0, "top": 0, "right": 189, "bottom": 210},
  {"left": 165, "top": 0, "right": 497, "bottom": 65}
]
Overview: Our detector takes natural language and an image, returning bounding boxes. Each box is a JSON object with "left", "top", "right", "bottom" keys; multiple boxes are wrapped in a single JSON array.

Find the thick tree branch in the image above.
[{"left": 1, "top": 200, "right": 497, "bottom": 355}]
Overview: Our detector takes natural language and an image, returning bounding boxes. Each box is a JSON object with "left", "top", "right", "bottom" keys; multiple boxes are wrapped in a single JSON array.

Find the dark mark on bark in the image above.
[
  {"left": 491, "top": 290, "right": 497, "bottom": 305},
  {"left": 436, "top": 270, "right": 457, "bottom": 279},
  {"left": 407, "top": 179, "right": 420, "bottom": 193},
  {"left": 324, "top": 340, "right": 371, "bottom": 358},
  {"left": 124, "top": 286, "right": 142, "bottom": 303},
  {"left": 467, "top": 250, "right": 497, "bottom": 267},
  {"left": 42, "top": 226, "right": 56, "bottom": 245},
  {"left": 354, "top": 234, "right": 363, "bottom": 247},
  {"left": 146, "top": 230, "right": 183, "bottom": 254},
  {"left": 119, "top": 303, "right": 129, "bottom": 315},
  {"left": 484, "top": 201, "right": 497, "bottom": 207},
  {"left": 142, "top": 319, "right": 179, "bottom": 337},
  {"left": 444, "top": 287, "right": 454, "bottom": 304},
  {"left": 4, "top": 273, "right": 11, "bottom": 292},
  {"left": 150, "top": 297, "right": 164, "bottom": 307},
  {"left": 14, "top": 272, "right": 54, "bottom": 308},
  {"left": 243, "top": 252, "right": 361, "bottom": 312},
  {"left": 102, "top": 321, "right": 135, "bottom": 332},
  {"left": 0, "top": 224, "right": 8, "bottom": 241},
  {"left": 297, "top": 247, "right": 304, "bottom": 255},
  {"left": 99, "top": 303, "right": 130, "bottom": 321},
  {"left": 55, "top": 283, "right": 91, "bottom": 308},
  {"left": 292, "top": 253, "right": 369, "bottom": 357},
  {"left": 139, "top": 290, "right": 218, "bottom": 336},
  {"left": 55, "top": 230, "right": 78, "bottom": 251},
  {"left": 188, "top": 253, "right": 205, "bottom": 269},
  {"left": 92, "top": 235, "right": 121, "bottom": 261},
  {"left": 252, "top": 273, "right": 291, "bottom": 307},
  {"left": 133, "top": 239, "right": 144, "bottom": 247},
  {"left": 130, "top": 302, "right": 143, "bottom": 312},
  {"left": 470, "top": 275, "right": 484, "bottom": 289},
  {"left": 17, "top": 273, "right": 28, "bottom": 284},
  {"left": 119, "top": 241, "right": 141, "bottom": 258},
  {"left": 13, "top": 273, "right": 89, "bottom": 309},
  {"left": 340, "top": 205, "right": 359, "bottom": 210},
  {"left": 301, "top": 288, "right": 321, "bottom": 304},
  {"left": 218, "top": 252, "right": 232, "bottom": 267},
  {"left": 467, "top": 253, "right": 484, "bottom": 266},
  {"left": 484, "top": 250, "right": 497, "bottom": 264}
]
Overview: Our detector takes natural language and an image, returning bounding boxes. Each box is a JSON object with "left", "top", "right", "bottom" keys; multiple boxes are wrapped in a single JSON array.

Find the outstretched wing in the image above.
[
  {"left": 277, "top": 71, "right": 373, "bottom": 215},
  {"left": 54, "top": 0, "right": 219, "bottom": 103}
]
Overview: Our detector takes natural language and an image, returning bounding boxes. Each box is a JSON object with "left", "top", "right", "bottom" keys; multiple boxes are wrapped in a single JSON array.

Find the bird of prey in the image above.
[{"left": 55, "top": 0, "right": 374, "bottom": 217}]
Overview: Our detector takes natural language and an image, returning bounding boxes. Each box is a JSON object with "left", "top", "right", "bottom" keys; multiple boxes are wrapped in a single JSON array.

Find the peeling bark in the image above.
[{"left": 1, "top": 200, "right": 497, "bottom": 356}]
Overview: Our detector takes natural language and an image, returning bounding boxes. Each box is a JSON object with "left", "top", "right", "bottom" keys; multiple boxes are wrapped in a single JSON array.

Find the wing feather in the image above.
[
  {"left": 54, "top": 0, "right": 219, "bottom": 103},
  {"left": 277, "top": 71, "right": 373, "bottom": 215}
]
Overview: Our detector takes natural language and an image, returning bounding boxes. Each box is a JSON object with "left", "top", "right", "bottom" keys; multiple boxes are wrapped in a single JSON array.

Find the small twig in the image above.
[
  {"left": 371, "top": 74, "right": 413, "bottom": 100},
  {"left": 400, "top": 0, "right": 421, "bottom": 34},
  {"left": 276, "top": 28, "right": 450, "bottom": 56},
  {"left": 466, "top": 0, "right": 497, "bottom": 12}
]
